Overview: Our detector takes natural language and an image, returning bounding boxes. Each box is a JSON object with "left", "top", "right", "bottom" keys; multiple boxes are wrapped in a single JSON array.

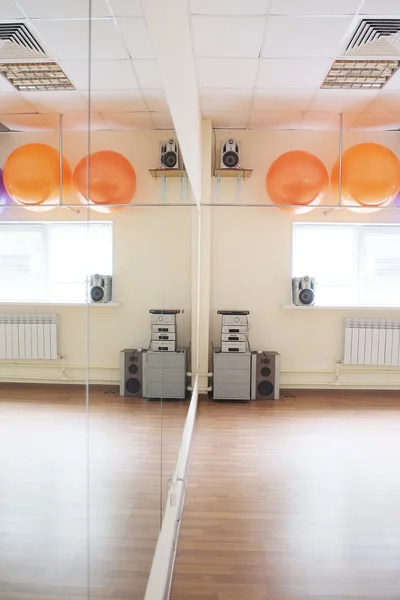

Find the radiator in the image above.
[
  {"left": 344, "top": 318, "right": 400, "bottom": 366},
  {"left": 0, "top": 314, "right": 58, "bottom": 359}
]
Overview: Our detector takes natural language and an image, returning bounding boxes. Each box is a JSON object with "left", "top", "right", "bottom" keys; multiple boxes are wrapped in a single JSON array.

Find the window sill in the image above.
[
  {"left": 282, "top": 305, "right": 400, "bottom": 310},
  {"left": 0, "top": 301, "right": 121, "bottom": 307}
]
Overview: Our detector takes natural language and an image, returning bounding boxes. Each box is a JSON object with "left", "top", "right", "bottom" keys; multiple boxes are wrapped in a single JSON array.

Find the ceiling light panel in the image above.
[
  {"left": 321, "top": 59, "right": 400, "bottom": 89},
  {"left": 0, "top": 62, "right": 75, "bottom": 91}
]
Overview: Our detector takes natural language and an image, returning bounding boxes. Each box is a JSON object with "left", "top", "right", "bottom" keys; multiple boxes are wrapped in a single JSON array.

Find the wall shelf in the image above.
[
  {"left": 282, "top": 305, "right": 400, "bottom": 310},
  {"left": 149, "top": 168, "right": 187, "bottom": 179},
  {"left": 213, "top": 168, "right": 252, "bottom": 179}
]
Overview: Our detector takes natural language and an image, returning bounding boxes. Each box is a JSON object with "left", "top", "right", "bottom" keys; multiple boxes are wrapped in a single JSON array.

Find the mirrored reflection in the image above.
[
  {"left": 0, "top": 141, "right": 90, "bottom": 600},
  {"left": 85, "top": 123, "right": 193, "bottom": 595}
]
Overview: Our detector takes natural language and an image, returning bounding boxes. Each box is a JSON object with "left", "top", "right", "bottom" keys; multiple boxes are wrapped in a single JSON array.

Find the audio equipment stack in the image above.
[
  {"left": 149, "top": 309, "right": 180, "bottom": 352},
  {"left": 217, "top": 310, "right": 250, "bottom": 352}
]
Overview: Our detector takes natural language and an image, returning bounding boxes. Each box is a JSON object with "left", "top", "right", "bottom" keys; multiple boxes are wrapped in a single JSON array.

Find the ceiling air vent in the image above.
[
  {"left": 0, "top": 23, "right": 46, "bottom": 61},
  {"left": 346, "top": 19, "right": 400, "bottom": 57}
]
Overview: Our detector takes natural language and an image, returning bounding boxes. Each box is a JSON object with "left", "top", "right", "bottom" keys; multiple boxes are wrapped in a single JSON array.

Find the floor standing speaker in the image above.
[
  {"left": 251, "top": 351, "right": 280, "bottom": 400},
  {"left": 120, "top": 349, "right": 143, "bottom": 397}
]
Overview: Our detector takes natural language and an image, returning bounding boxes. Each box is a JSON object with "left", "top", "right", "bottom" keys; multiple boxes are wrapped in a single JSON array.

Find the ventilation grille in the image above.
[
  {"left": 346, "top": 19, "right": 400, "bottom": 57},
  {"left": 0, "top": 23, "right": 46, "bottom": 61}
]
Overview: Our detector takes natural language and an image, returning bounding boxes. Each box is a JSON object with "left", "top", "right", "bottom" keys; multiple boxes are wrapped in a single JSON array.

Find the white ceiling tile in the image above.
[
  {"left": 132, "top": 59, "right": 163, "bottom": 89},
  {"left": 365, "top": 91, "right": 400, "bottom": 113},
  {"left": 202, "top": 111, "right": 249, "bottom": 128},
  {"left": 32, "top": 19, "right": 128, "bottom": 60},
  {"left": 308, "top": 89, "right": 379, "bottom": 112},
  {"left": 60, "top": 60, "right": 139, "bottom": 91},
  {"left": 270, "top": 0, "right": 361, "bottom": 15},
  {"left": 349, "top": 112, "right": 400, "bottom": 131},
  {"left": 262, "top": 16, "right": 352, "bottom": 58},
  {"left": 0, "top": 93, "right": 37, "bottom": 114},
  {"left": 109, "top": 0, "right": 143, "bottom": 16},
  {"left": 118, "top": 18, "right": 154, "bottom": 59},
  {"left": 88, "top": 90, "right": 147, "bottom": 112},
  {"left": 382, "top": 69, "right": 400, "bottom": 90},
  {"left": 254, "top": 89, "right": 315, "bottom": 111},
  {"left": 142, "top": 90, "right": 169, "bottom": 111},
  {"left": 0, "top": 113, "right": 55, "bottom": 131},
  {"left": 192, "top": 16, "right": 265, "bottom": 58},
  {"left": 0, "top": 0, "right": 25, "bottom": 18},
  {"left": 299, "top": 111, "right": 359, "bottom": 130},
  {"left": 360, "top": 0, "right": 400, "bottom": 15},
  {"left": 197, "top": 58, "right": 259, "bottom": 88},
  {"left": 248, "top": 110, "right": 303, "bottom": 129},
  {"left": 20, "top": 90, "right": 88, "bottom": 113},
  {"left": 191, "top": 0, "right": 269, "bottom": 15},
  {"left": 151, "top": 112, "right": 174, "bottom": 129},
  {"left": 17, "top": 0, "right": 111, "bottom": 18},
  {"left": 101, "top": 112, "right": 154, "bottom": 130},
  {"left": 257, "top": 58, "right": 332, "bottom": 88},
  {"left": 44, "top": 112, "right": 108, "bottom": 130},
  {"left": 0, "top": 74, "right": 16, "bottom": 92},
  {"left": 200, "top": 88, "right": 253, "bottom": 111}
]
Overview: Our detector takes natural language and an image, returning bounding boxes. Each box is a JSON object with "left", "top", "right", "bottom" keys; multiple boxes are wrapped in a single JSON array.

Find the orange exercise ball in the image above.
[
  {"left": 266, "top": 150, "right": 329, "bottom": 214},
  {"left": 331, "top": 143, "right": 400, "bottom": 208},
  {"left": 3, "top": 143, "right": 72, "bottom": 206},
  {"left": 73, "top": 150, "right": 136, "bottom": 212}
]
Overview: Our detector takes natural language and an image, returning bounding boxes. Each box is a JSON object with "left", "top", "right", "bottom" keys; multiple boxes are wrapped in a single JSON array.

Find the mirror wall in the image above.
[{"left": 0, "top": 2, "right": 197, "bottom": 599}]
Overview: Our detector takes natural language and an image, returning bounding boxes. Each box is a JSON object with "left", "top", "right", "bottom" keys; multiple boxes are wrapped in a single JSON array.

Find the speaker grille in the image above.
[
  {"left": 126, "top": 378, "right": 140, "bottom": 394},
  {"left": 258, "top": 380, "right": 274, "bottom": 397}
]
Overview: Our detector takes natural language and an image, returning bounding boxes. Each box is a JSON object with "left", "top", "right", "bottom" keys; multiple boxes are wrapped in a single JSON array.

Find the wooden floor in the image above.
[
  {"left": 171, "top": 391, "right": 400, "bottom": 600},
  {"left": 0, "top": 383, "right": 188, "bottom": 600}
]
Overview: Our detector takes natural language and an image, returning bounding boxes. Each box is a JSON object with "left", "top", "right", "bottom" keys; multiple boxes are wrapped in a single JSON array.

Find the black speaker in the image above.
[
  {"left": 119, "top": 349, "right": 143, "bottom": 397},
  {"left": 251, "top": 351, "right": 280, "bottom": 400}
]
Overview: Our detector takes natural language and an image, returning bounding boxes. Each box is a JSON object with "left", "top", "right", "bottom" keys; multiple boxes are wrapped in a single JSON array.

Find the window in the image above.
[
  {"left": 292, "top": 223, "right": 400, "bottom": 307},
  {"left": 0, "top": 222, "right": 113, "bottom": 303}
]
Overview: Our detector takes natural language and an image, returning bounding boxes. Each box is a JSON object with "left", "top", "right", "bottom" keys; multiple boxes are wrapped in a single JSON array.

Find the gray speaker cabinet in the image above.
[
  {"left": 120, "top": 349, "right": 143, "bottom": 397},
  {"left": 251, "top": 351, "right": 280, "bottom": 400},
  {"left": 213, "top": 349, "right": 251, "bottom": 401},
  {"left": 143, "top": 347, "right": 188, "bottom": 399}
]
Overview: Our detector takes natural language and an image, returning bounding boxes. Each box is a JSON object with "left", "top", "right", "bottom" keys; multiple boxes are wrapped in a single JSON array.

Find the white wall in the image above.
[
  {"left": 0, "top": 131, "right": 194, "bottom": 383},
  {"left": 210, "top": 130, "right": 400, "bottom": 389}
]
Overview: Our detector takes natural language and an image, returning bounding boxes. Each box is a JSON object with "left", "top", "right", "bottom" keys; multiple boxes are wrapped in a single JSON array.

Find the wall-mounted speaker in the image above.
[
  {"left": 120, "top": 349, "right": 143, "bottom": 397},
  {"left": 251, "top": 351, "right": 280, "bottom": 400},
  {"left": 220, "top": 138, "right": 240, "bottom": 169},
  {"left": 292, "top": 276, "right": 316, "bottom": 306},
  {"left": 88, "top": 274, "right": 112, "bottom": 303},
  {"left": 160, "top": 138, "right": 179, "bottom": 169}
]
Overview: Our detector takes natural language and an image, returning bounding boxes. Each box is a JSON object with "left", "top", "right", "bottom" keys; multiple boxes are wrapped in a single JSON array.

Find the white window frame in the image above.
[
  {"left": 0, "top": 221, "right": 113, "bottom": 304},
  {"left": 292, "top": 223, "right": 400, "bottom": 308}
]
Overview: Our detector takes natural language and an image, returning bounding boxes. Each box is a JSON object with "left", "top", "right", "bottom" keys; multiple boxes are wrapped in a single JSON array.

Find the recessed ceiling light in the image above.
[
  {"left": 321, "top": 59, "right": 400, "bottom": 89},
  {"left": 0, "top": 62, "right": 75, "bottom": 91}
]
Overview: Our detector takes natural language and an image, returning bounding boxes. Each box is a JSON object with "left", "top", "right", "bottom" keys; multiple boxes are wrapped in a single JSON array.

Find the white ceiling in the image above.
[
  {"left": 0, "top": 0, "right": 399, "bottom": 131},
  {"left": 191, "top": 0, "right": 400, "bottom": 130},
  {"left": 0, "top": 0, "right": 172, "bottom": 131}
]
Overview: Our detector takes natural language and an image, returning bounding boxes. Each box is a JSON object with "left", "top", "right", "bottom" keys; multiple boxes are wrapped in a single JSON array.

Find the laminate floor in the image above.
[
  {"left": 171, "top": 391, "right": 400, "bottom": 600},
  {"left": 0, "top": 383, "right": 188, "bottom": 600}
]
